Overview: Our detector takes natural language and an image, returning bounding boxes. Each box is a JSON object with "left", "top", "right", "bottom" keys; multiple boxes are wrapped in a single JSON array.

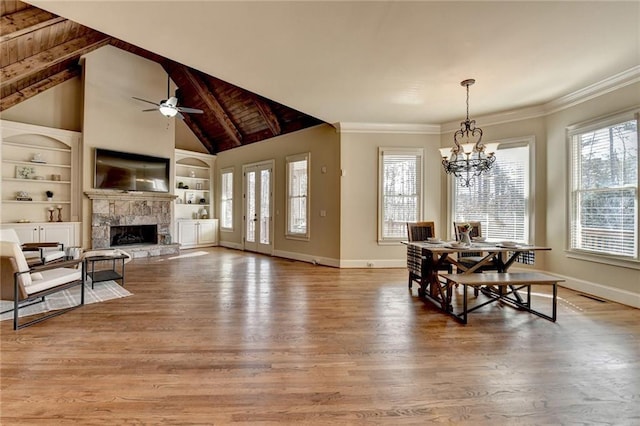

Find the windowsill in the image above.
[
  {"left": 377, "top": 240, "right": 404, "bottom": 246},
  {"left": 285, "top": 235, "right": 309, "bottom": 242},
  {"left": 565, "top": 250, "right": 640, "bottom": 270}
]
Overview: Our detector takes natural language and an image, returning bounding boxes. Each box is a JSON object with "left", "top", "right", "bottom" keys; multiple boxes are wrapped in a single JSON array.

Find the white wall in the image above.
[{"left": 340, "top": 131, "right": 443, "bottom": 267}]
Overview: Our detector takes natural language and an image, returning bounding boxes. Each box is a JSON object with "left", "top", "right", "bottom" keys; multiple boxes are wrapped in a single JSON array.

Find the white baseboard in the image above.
[
  {"left": 218, "top": 241, "right": 243, "bottom": 251},
  {"left": 339, "top": 259, "right": 406, "bottom": 268},
  {"left": 510, "top": 266, "right": 639, "bottom": 309},
  {"left": 272, "top": 249, "right": 340, "bottom": 268}
]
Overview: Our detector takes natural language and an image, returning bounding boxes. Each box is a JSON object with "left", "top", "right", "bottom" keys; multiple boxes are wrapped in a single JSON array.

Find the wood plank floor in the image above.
[{"left": 1, "top": 247, "right": 639, "bottom": 425}]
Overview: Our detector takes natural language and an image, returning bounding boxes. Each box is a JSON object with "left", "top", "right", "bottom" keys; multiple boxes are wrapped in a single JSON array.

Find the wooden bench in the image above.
[{"left": 439, "top": 272, "right": 565, "bottom": 324}]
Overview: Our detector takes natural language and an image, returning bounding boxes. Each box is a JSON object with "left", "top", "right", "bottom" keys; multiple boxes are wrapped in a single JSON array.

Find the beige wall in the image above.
[
  {"left": 544, "top": 82, "right": 640, "bottom": 303},
  {"left": 175, "top": 119, "right": 207, "bottom": 153},
  {"left": 340, "top": 131, "right": 443, "bottom": 267},
  {"left": 80, "top": 46, "right": 177, "bottom": 247},
  {"left": 215, "top": 124, "right": 341, "bottom": 263},
  {"left": 0, "top": 77, "right": 83, "bottom": 131}
]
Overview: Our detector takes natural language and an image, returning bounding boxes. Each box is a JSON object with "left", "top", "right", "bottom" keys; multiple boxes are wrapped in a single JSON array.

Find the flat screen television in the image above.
[{"left": 94, "top": 148, "right": 170, "bottom": 193}]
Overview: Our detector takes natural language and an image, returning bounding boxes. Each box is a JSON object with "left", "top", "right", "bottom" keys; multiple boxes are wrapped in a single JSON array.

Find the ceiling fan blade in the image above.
[
  {"left": 132, "top": 96, "right": 160, "bottom": 107},
  {"left": 176, "top": 112, "right": 185, "bottom": 120},
  {"left": 142, "top": 108, "right": 158, "bottom": 112},
  {"left": 177, "top": 107, "right": 204, "bottom": 114}
]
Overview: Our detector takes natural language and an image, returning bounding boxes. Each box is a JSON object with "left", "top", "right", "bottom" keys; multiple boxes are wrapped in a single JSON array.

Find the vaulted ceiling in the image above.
[{"left": 0, "top": 1, "right": 324, "bottom": 154}]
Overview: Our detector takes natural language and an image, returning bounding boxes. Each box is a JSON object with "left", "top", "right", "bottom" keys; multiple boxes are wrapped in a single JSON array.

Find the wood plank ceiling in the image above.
[{"left": 0, "top": 1, "right": 324, "bottom": 154}]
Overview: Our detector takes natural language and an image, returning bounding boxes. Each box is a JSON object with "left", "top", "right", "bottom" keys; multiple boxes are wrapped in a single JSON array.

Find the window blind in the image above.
[
  {"left": 453, "top": 143, "right": 530, "bottom": 243},
  {"left": 380, "top": 150, "right": 422, "bottom": 240},
  {"left": 220, "top": 170, "right": 233, "bottom": 229},
  {"left": 570, "top": 118, "right": 638, "bottom": 258},
  {"left": 287, "top": 155, "right": 309, "bottom": 237}
]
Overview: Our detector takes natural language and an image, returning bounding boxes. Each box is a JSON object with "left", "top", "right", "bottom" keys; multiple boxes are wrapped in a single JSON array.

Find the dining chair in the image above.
[
  {"left": 406, "top": 221, "right": 452, "bottom": 289},
  {"left": 453, "top": 221, "right": 499, "bottom": 272}
]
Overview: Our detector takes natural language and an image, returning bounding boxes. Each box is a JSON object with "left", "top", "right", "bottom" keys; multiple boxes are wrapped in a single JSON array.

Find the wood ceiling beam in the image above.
[
  {"left": 181, "top": 112, "right": 218, "bottom": 154},
  {"left": 0, "top": 66, "right": 80, "bottom": 111},
  {"left": 0, "top": 32, "right": 110, "bottom": 89},
  {"left": 0, "top": 8, "right": 65, "bottom": 42},
  {"left": 181, "top": 68, "right": 243, "bottom": 147},
  {"left": 252, "top": 96, "right": 281, "bottom": 137}
]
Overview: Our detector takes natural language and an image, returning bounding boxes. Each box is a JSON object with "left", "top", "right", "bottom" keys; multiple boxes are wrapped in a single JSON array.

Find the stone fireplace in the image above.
[{"left": 85, "top": 190, "right": 179, "bottom": 257}]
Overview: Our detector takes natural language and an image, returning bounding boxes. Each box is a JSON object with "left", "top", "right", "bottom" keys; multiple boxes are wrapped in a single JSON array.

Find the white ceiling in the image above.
[{"left": 28, "top": 1, "right": 640, "bottom": 126}]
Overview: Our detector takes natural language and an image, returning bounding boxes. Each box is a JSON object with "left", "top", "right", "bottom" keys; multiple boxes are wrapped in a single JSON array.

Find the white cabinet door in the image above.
[
  {"left": 177, "top": 221, "right": 198, "bottom": 248},
  {"left": 1, "top": 222, "right": 79, "bottom": 247},
  {"left": 198, "top": 220, "right": 217, "bottom": 245},
  {"left": 10, "top": 225, "right": 40, "bottom": 244},
  {"left": 39, "top": 223, "right": 76, "bottom": 247}
]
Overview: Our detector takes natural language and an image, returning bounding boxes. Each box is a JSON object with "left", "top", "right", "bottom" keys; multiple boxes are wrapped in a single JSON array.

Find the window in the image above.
[
  {"left": 286, "top": 153, "right": 309, "bottom": 239},
  {"left": 220, "top": 168, "right": 233, "bottom": 230},
  {"left": 379, "top": 148, "right": 423, "bottom": 241},
  {"left": 569, "top": 112, "right": 638, "bottom": 260},
  {"left": 452, "top": 138, "right": 532, "bottom": 243}
]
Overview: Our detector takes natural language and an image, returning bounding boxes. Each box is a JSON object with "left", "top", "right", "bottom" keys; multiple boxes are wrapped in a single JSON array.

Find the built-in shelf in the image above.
[
  {"left": 2, "top": 141, "right": 71, "bottom": 153},
  {"left": 3, "top": 178, "right": 71, "bottom": 184},
  {"left": 3, "top": 200, "right": 71, "bottom": 204},
  {"left": 1, "top": 120, "right": 81, "bottom": 223},
  {"left": 174, "top": 149, "right": 216, "bottom": 241},
  {"left": 2, "top": 159, "right": 72, "bottom": 168}
]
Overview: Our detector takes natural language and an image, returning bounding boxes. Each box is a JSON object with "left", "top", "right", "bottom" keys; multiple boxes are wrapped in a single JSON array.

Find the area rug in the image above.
[{"left": 0, "top": 280, "right": 132, "bottom": 321}]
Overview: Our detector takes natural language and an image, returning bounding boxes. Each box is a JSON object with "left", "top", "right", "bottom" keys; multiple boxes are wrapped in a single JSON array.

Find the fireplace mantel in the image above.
[{"left": 84, "top": 190, "right": 178, "bottom": 202}]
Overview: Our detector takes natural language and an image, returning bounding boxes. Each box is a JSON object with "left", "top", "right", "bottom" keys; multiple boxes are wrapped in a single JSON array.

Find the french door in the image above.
[{"left": 243, "top": 161, "right": 274, "bottom": 255}]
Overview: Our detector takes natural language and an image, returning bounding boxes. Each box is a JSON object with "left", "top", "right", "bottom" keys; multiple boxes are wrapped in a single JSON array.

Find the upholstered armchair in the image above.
[{"left": 1, "top": 240, "right": 85, "bottom": 330}]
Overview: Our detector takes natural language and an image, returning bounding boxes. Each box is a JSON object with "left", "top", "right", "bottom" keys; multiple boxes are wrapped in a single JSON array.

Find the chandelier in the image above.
[{"left": 440, "top": 79, "right": 499, "bottom": 187}]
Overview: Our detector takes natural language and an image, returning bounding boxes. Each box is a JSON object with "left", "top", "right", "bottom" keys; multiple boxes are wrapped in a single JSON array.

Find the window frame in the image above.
[
  {"left": 378, "top": 147, "right": 424, "bottom": 244},
  {"left": 285, "top": 152, "right": 310, "bottom": 240},
  {"left": 566, "top": 109, "right": 639, "bottom": 266},
  {"left": 220, "top": 167, "right": 234, "bottom": 231},
  {"left": 448, "top": 136, "right": 535, "bottom": 244}
]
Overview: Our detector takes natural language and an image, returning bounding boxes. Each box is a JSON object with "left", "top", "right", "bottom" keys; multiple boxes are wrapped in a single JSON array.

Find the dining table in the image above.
[{"left": 403, "top": 240, "right": 552, "bottom": 318}]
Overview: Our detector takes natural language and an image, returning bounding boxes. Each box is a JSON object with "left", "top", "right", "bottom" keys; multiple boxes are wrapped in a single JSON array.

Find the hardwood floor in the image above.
[{"left": 1, "top": 247, "right": 638, "bottom": 424}]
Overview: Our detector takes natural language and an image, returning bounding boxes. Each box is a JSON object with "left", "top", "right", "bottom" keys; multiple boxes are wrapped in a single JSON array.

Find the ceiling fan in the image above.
[{"left": 132, "top": 74, "right": 203, "bottom": 119}]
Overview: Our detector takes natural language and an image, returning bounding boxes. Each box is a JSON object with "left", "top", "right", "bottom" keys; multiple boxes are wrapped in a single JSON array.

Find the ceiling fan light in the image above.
[{"left": 159, "top": 105, "right": 178, "bottom": 117}]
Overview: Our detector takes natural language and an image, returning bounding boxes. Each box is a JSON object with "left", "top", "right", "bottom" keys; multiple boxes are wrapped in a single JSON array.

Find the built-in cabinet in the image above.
[
  {"left": 174, "top": 149, "right": 217, "bottom": 248},
  {"left": 1, "top": 222, "right": 81, "bottom": 248},
  {"left": 1, "top": 120, "right": 82, "bottom": 224},
  {"left": 176, "top": 219, "right": 218, "bottom": 248}
]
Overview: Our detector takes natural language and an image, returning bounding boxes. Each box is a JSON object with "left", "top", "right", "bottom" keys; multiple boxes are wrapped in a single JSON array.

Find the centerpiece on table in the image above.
[{"left": 459, "top": 222, "right": 472, "bottom": 245}]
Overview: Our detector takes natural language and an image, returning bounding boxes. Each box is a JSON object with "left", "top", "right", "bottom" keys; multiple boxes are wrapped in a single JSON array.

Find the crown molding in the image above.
[
  {"left": 544, "top": 65, "right": 640, "bottom": 114},
  {"left": 339, "top": 66, "right": 640, "bottom": 136},
  {"left": 335, "top": 122, "right": 441, "bottom": 135}
]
